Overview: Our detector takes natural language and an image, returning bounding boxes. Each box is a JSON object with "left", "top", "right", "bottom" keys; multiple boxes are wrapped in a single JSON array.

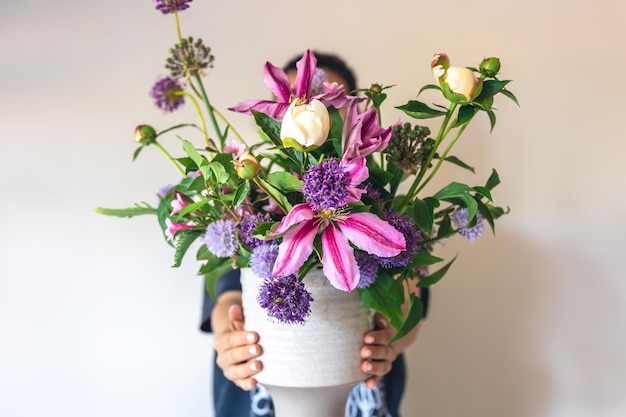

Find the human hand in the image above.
[
  {"left": 213, "top": 304, "right": 263, "bottom": 391},
  {"left": 360, "top": 312, "right": 397, "bottom": 389}
]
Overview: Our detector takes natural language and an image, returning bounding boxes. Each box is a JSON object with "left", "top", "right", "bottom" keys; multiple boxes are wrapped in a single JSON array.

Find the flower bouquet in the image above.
[{"left": 96, "top": 0, "right": 517, "bottom": 345}]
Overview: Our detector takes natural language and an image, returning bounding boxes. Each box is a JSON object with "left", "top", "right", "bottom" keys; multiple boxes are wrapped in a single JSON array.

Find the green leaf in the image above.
[
  {"left": 417, "top": 256, "right": 457, "bottom": 287},
  {"left": 501, "top": 88, "right": 520, "bottom": 106},
  {"left": 256, "top": 177, "right": 293, "bottom": 213},
  {"left": 175, "top": 199, "right": 209, "bottom": 219},
  {"left": 198, "top": 257, "right": 233, "bottom": 300},
  {"left": 372, "top": 92, "right": 387, "bottom": 108},
  {"left": 396, "top": 100, "right": 446, "bottom": 119},
  {"left": 412, "top": 197, "right": 439, "bottom": 235},
  {"left": 451, "top": 104, "right": 477, "bottom": 128},
  {"left": 390, "top": 293, "right": 424, "bottom": 343},
  {"left": 172, "top": 229, "right": 203, "bottom": 268},
  {"left": 267, "top": 171, "right": 303, "bottom": 192},
  {"left": 132, "top": 146, "right": 143, "bottom": 161},
  {"left": 474, "top": 79, "right": 511, "bottom": 102},
  {"left": 358, "top": 273, "right": 404, "bottom": 329},
  {"left": 433, "top": 182, "right": 478, "bottom": 221},
  {"left": 94, "top": 205, "right": 157, "bottom": 217},
  {"left": 182, "top": 139, "right": 205, "bottom": 168},
  {"left": 209, "top": 161, "right": 230, "bottom": 184},
  {"left": 368, "top": 166, "right": 395, "bottom": 188},
  {"left": 252, "top": 110, "right": 282, "bottom": 147},
  {"left": 472, "top": 186, "right": 493, "bottom": 201},
  {"left": 418, "top": 84, "right": 441, "bottom": 96},
  {"left": 444, "top": 155, "right": 475, "bottom": 173},
  {"left": 410, "top": 251, "right": 444, "bottom": 266},
  {"left": 485, "top": 169, "right": 501, "bottom": 190},
  {"left": 233, "top": 180, "right": 250, "bottom": 207},
  {"left": 487, "top": 109, "right": 497, "bottom": 132}
]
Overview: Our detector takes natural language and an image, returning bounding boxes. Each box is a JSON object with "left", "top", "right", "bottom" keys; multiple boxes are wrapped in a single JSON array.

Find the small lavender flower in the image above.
[
  {"left": 451, "top": 208, "right": 484, "bottom": 243},
  {"left": 166, "top": 37, "right": 214, "bottom": 78},
  {"left": 239, "top": 214, "right": 272, "bottom": 250},
  {"left": 156, "top": 183, "right": 174, "bottom": 199},
  {"left": 250, "top": 242, "right": 279, "bottom": 280},
  {"left": 154, "top": 0, "right": 193, "bottom": 14},
  {"left": 355, "top": 251, "right": 379, "bottom": 289},
  {"left": 310, "top": 68, "right": 328, "bottom": 96},
  {"left": 375, "top": 210, "right": 422, "bottom": 268},
  {"left": 151, "top": 76, "right": 185, "bottom": 113},
  {"left": 301, "top": 159, "right": 351, "bottom": 212},
  {"left": 204, "top": 219, "right": 239, "bottom": 257},
  {"left": 258, "top": 275, "right": 313, "bottom": 324}
]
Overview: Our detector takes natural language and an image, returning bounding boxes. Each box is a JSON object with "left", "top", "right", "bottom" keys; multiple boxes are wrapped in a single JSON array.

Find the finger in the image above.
[
  {"left": 228, "top": 305, "right": 245, "bottom": 331},
  {"left": 214, "top": 330, "right": 258, "bottom": 353},
  {"left": 224, "top": 360, "right": 263, "bottom": 390},
  {"left": 364, "top": 375, "right": 380, "bottom": 390},
  {"left": 361, "top": 359, "right": 392, "bottom": 378},
  {"left": 360, "top": 345, "right": 396, "bottom": 362},
  {"left": 217, "top": 342, "right": 263, "bottom": 370}
]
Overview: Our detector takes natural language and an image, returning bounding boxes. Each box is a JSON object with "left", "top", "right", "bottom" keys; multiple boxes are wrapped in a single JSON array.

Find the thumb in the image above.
[{"left": 228, "top": 304, "right": 245, "bottom": 330}]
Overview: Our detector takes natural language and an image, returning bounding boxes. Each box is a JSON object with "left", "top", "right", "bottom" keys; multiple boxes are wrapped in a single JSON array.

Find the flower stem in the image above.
[
  {"left": 174, "top": 12, "right": 182, "bottom": 41},
  {"left": 415, "top": 122, "right": 469, "bottom": 194},
  {"left": 177, "top": 91, "right": 212, "bottom": 148},
  {"left": 212, "top": 107, "right": 251, "bottom": 151},
  {"left": 193, "top": 73, "right": 225, "bottom": 151},
  {"left": 399, "top": 102, "right": 457, "bottom": 212},
  {"left": 154, "top": 141, "right": 186, "bottom": 177}
]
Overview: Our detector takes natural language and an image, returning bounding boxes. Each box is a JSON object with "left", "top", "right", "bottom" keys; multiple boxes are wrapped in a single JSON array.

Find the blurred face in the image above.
[{"left": 284, "top": 68, "right": 350, "bottom": 92}]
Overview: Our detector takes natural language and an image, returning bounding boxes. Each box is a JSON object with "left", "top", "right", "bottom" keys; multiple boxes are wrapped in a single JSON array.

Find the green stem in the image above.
[
  {"left": 193, "top": 73, "right": 225, "bottom": 151},
  {"left": 177, "top": 91, "right": 212, "bottom": 148},
  {"left": 154, "top": 141, "right": 186, "bottom": 177},
  {"left": 398, "top": 102, "right": 457, "bottom": 212},
  {"left": 415, "top": 122, "right": 469, "bottom": 194},
  {"left": 212, "top": 107, "right": 250, "bottom": 151},
  {"left": 174, "top": 12, "right": 182, "bottom": 41}
]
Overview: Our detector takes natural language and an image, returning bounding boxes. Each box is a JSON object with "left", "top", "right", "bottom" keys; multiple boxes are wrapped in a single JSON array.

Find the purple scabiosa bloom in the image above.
[
  {"left": 154, "top": 0, "right": 193, "bottom": 14},
  {"left": 250, "top": 242, "right": 279, "bottom": 280},
  {"left": 204, "top": 219, "right": 239, "bottom": 257},
  {"left": 375, "top": 210, "right": 422, "bottom": 268},
  {"left": 239, "top": 214, "right": 273, "bottom": 250},
  {"left": 451, "top": 208, "right": 484, "bottom": 243},
  {"left": 355, "top": 251, "right": 379, "bottom": 289},
  {"left": 258, "top": 275, "right": 313, "bottom": 324},
  {"left": 166, "top": 37, "right": 214, "bottom": 79},
  {"left": 301, "top": 159, "right": 351, "bottom": 212},
  {"left": 151, "top": 76, "right": 184, "bottom": 113}
]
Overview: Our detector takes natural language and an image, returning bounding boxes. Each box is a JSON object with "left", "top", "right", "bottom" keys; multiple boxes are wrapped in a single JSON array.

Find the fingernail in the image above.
[
  {"left": 364, "top": 362, "right": 373, "bottom": 372},
  {"left": 365, "top": 335, "right": 375, "bottom": 344},
  {"left": 246, "top": 333, "right": 255, "bottom": 343},
  {"left": 248, "top": 345, "right": 258, "bottom": 355},
  {"left": 249, "top": 362, "right": 258, "bottom": 371},
  {"left": 363, "top": 348, "right": 372, "bottom": 358}
]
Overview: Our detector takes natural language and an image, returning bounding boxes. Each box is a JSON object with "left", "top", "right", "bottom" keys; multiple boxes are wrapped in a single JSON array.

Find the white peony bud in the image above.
[
  {"left": 280, "top": 98, "right": 330, "bottom": 151},
  {"left": 444, "top": 67, "right": 480, "bottom": 101}
]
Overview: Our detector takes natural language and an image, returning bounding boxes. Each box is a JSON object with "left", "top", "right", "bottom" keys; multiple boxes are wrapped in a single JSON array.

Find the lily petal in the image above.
[
  {"left": 228, "top": 99, "right": 289, "bottom": 120},
  {"left": 269, "top": 203, "right": 315, "bottom": 236},
  {"left": 321, "top": 224, "right": 360, "bottom": 291},
  {"left": 294, "top": 50, "right": 316, "bottom": 99},
  {"left": 263, "top": 62, "right": 292, "bottom": 103},
  {"left": 339, "top": 212, "right": 406, "bottom": 257},
  {"left": 272, "top": 219, "right": 319, "bottom": 277}
]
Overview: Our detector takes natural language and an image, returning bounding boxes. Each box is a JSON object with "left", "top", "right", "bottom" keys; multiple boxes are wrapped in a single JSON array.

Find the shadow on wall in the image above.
[{"left": 400, "top": 227, "right": 608, "bottom": 417}]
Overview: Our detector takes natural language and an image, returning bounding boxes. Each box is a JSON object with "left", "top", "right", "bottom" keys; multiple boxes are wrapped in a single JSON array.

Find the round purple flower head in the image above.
[
  {"left": 239, "top": 214, "right": 272, "bottom": 250},
  {"left": 151, "top": 76, "right": 184, "bottom": 113},
  {"left": 301, "top": 159, "right": 351, "bottom": 212},
  {"left": 375, "top": 210, "right": 422, "bottom": 268},
  {"left": 451, "top": 208, "right": 484, "bottom": 243},
  {"left": 250, "top": 242, "right": 279, "bottom": 280},
  {"left": 204, "top": 219, "right": 239, "bottom": 257},
  {"left": 355, "top": 251, "right": 379, "bottom": 289},
  {"left": 154, "top": 0, "right": 193, "bottom": 14},
  {"left": 258, "top": 275, "right": 313, "bottom": 325}
]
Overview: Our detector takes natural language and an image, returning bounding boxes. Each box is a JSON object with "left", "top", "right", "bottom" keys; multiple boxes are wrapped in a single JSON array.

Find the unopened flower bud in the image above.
[
  {"left": 235, "top": 154, "right": 261, "bottom": 180},
  {"left": 479, "top": 57, "right": 501, "bottom": 78},
  {"left": 135, "top": 125, "right": 157, "bottom": 145},
  {"left": 369, "top": 83, "right": 383, "bottom": 94},
  {"left": 280, "top": 98, "right": 330, "bottom": 152}
]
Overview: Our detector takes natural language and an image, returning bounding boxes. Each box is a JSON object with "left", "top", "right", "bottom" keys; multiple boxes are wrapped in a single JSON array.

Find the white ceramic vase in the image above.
[{"left": 240, "top": 268, "right": 374, "bottom": 417}]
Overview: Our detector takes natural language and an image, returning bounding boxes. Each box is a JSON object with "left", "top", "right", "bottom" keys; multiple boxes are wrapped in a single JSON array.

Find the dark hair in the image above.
[{"left": 282, "top": 51, "right": 357, "bottom": 92}]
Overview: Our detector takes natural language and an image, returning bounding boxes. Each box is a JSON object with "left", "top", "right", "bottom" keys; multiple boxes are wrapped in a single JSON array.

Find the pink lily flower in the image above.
[
  {"left": 165, "top": 218, "right": 195, "bottom": 241},
  {"left": 271, "top": 158, "right": 405, "bottom": 291},
  {"left": 229, "top": 50, "right": 357, "bottom": 120},
  {"left": 342, "top": 100, "right": 393, "bottom": 161}
]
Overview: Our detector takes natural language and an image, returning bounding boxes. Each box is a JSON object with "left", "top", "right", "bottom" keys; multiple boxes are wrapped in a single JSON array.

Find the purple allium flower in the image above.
[
  {"left": 204, "top": 219, "right": 239, "bottom": 257},
  {"left": 154, "top": 0, "right": 193, "bottom": 14},
  {"left": 451, "top": 208, "right": 484, "bottom": 243},
  {"left": 151, "top": 76, "right": 184, "bottom": 113},
  {"left": 239, "top": 214, "right": 273, "bottom": 250},
  {"left": 250, "top": 242, "right": 279, "bottom": 280},
  {"left": 355, "top": 251, "right": 379, "bottom": 289},
  {"left": 309, "top": 68, "right": 328, "bottom": 96},
  {"left": 258, "top": 275, "right": 313, "bottom": 324},
  {"left": 166, "top": 37, "right": 214, "bottom": 78},
  {"left": 375, "top": 210, "right": 422, "bottom": 268},
  {"left": 364, "top": 184, "right": 383, "bottom": 203},
  {"left": 301, "top": 159, "right": 351, "bottom": 211}
]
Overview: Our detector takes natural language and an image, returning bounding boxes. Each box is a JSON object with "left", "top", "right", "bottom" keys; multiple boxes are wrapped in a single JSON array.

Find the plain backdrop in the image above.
[{"left": 1, "top": 1, "right": 625, "bottom": 416}]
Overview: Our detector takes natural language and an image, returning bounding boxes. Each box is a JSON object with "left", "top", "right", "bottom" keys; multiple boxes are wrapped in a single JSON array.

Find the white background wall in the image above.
[{"left": 1, "top": 1, "right": 625, "bottom": 416}]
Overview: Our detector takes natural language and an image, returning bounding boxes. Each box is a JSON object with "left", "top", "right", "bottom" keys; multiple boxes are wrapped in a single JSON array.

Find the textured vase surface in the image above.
[{"left": 240, "top": 267, "right": 374, "bottom": 388}]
